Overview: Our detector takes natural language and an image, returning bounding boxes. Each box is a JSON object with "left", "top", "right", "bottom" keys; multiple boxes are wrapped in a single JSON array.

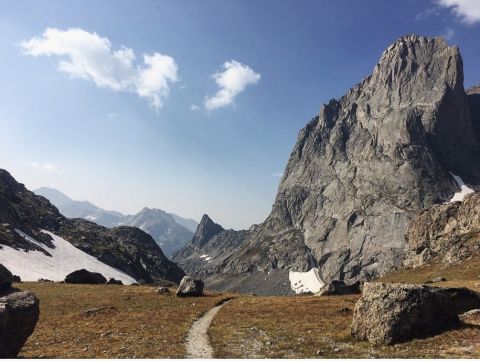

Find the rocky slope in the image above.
[
  {"left": 404, "top": 192, "right": 480, "bottom": 268},
  {"left": 173, "top": 215, "right": 249, "bottom": 278},
  {"left": 0, "top": 170, "right": 184, "bottom": 283},
  {"left": 176, "top": 35, "right": 480, "bottom": 292},
  {"left": 35, "top": 187, "right": 196, "bottom": 257}
]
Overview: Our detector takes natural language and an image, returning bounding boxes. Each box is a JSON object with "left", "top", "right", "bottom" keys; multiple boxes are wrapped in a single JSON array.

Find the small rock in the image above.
[
  {"left": 37, "top": 278, "right": 54, "bottom": 283},
  {"left": 175, "top": 276, "right": 204, "bottom": 297},
  {"left": 156, "top": 287, "right": 169, "bottom": 294},
  {"left": 105, "top": 278, "right": 123, "bottom": 285}
]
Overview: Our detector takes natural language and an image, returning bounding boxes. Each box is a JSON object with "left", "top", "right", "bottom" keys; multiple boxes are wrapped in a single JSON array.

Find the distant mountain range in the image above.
[
  {"left": 35, "top": 187, "right": 198, "bottom": 257},
  {"left": 0, "top": 170, "right": 184, "bottom": 284}
]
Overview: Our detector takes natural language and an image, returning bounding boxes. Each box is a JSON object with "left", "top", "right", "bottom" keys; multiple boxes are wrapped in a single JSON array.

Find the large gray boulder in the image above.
[
  {"left": 64, "top": 269, "right": 107, "bottom": 284},
  {"left": 351, "top": 282, "right": 480, "bottom": 345},
  {"left": 176, "top": 276, "right": 204, "bottom": 297},
  {"left": 0, "top": 264, "right": 13, "bottom": 293},
  {"left": 0, "top": 291, "right": 40, "bottom": 357}
]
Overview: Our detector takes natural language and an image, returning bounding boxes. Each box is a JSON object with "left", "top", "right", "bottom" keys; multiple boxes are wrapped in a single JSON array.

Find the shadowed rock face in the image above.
[{"left": 215, "top": 35, "right": 480, "bottom": 284}]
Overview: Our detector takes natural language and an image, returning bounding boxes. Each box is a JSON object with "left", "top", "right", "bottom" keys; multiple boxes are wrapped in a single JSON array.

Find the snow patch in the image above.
[
  {"left": 205, "top": 256, "right": 212, "bottom": 261},
  {"left": 289, "top": 268, "right": 324, "bottom": 294},
  {"left": 85, "top": 215, "right": 97, "bottom": 221},
  {"left": 449, "top": 172, "right": 475, "bottom": 203},
  {"left": 200, "top": 254, "right": 208, "bottom": 258},
  {"left": 0, "top": 230, "right": 137, "bottom": 284}
]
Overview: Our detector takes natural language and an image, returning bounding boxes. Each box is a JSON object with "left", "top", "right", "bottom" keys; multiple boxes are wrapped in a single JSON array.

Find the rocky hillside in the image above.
[
  {"left": 173, "top": 214, "right": 249, "bottom": 278},
  {"left": 176, "top": 35, "right": 480, "bottom": 291},
  {"left": 0, "top": 170, "right": 184, "bottom": 283},
  {"left": 35, "top": 187, "right": 196, "bottom": 257},
  {"left": 404, "top": 192, "right": 480, "bottom": 268}
]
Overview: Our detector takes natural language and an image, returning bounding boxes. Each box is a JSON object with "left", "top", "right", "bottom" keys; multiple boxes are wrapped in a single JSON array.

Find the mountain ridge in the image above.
[{"left": 35, "top": 187, "right": 197, "bottom": 257}]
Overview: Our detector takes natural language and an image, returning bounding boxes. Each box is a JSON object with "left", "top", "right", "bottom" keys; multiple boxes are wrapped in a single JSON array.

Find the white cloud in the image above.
[
  {"left": 436, "top": 0, "right": 480, "bottom": 24},
  {"left": 28, "top": 162, "right": 60, "bottom": 173},
  {"left": 20, "top": 28, "right": 178, "bottom": 111},
  {"left": 190, "top": 104, "right": 199, "bottom": 111},
  {"left": 204, "top": 60, "right": 260, "bottom": 111}
]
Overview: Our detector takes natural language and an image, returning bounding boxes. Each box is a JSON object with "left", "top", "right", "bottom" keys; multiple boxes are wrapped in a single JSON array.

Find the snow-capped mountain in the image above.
[
  {"left": 35, "top": 187, "right": 126, "bottom": 227},
  {"left": 35, "top": 187, "right": 197, "bottom": 257}
]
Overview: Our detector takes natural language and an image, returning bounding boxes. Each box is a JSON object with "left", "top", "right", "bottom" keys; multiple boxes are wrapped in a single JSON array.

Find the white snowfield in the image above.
[
  {"left": 289, "top": 268, "right": 325, "bottom": 294},
  {"left": 449, "top": 172, "right": 475, "bottom": 203},
  {"left": 0, "top": 229, "right": 137, "bottom": 284}
]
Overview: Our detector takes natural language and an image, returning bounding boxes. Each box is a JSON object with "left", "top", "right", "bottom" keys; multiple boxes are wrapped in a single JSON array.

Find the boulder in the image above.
[
  {"left": 64, "top": 269, "right": 107, "bottom": 284},
  {"left": 351, "top": 282, "right": 462, "bottom": 345},
  {"left": 316, "top": 280, "right": 361, "bottom": 296},
  {"left": 37, "top": 278, "right": 54, "bottom": 283},
  {"left": 0, "top": 291, "right": 40, "bottom": 357},
  {"left": 176, "top": 276, "right": 204, "bottom": 297},
  {"left": 156, "top": 287, "right": 170, "bottom": 294},
  {"left": 105, "top": 278, "right": 123, "bottom": 285},
  {"left": 0, "top": 264, "right": 13, "bottom": 293},
  {"left": 12, "top": 275, "right": 21, "bottom": 283}
]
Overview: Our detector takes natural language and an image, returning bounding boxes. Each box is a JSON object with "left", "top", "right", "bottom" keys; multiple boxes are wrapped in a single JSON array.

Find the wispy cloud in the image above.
[
  {"left": 435, "top": 0, "right": 480, "bottom": 24},
  {"left": 272, "top": 172, "right": 283, "bottom": 178},
  {"left": 190, "top": 104, "right": 199, "bottom": 111},
  {"left": 442, "top": 26, "right": 456, "bottom": 40},
  {"left": 28, "top": 162, "right": 61, "bottom": 173},
  {"left": 20, "top": 28, "right": 178, "bottom": 111},
  {"left": 415, "top": 7, "right": 441, "bottom": 21},
  {"left": 204, "top": 60, "right": 260, "bottom": 111}
]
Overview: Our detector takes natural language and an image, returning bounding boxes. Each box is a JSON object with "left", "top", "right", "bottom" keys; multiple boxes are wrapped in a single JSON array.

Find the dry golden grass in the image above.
[
  {"left": 209, "top": 294, "right": 480, "bottom": 358},
  {"left": 16, "top": 282, "right": 228, "bottom": 358},
  {"left": 13, "top": 255, "right": 480, "bottom": 359},
  {"left": 378, "top": 255, "right": 480, "bottom": 290},
  {"left": 209, "top": 257, "right": 480, "bottom": 358}
]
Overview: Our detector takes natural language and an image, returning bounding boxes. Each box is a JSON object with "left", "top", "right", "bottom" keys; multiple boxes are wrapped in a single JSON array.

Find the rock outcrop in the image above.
[
  {"left": 0, "top": 169, "right": 185, "bottom": 284},
  {"left": 352, "top": 282, "right": 476, "bottom": 345},
  {"left": 211, "top": 35, "right": 480, "bottom": 286},
  {"left": 404, "top": 192, "right": 480, "bottom": 267},
  {"left": 65, "top": 269, "right": 107, "bottom": 284},
  {"left": 176, "top": 276, "right": 204, "bottom": 297}
]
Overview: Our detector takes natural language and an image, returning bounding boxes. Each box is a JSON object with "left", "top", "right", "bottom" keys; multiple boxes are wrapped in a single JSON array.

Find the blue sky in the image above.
[{"left": 0, "top": 0, "right": 479, "bottom": 229}]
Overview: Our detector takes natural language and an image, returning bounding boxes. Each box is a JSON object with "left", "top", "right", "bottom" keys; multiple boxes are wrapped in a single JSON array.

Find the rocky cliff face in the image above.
[
  {"left": 0, "top": 169, "right": 184, "bottom": 283},
  {"left": 404, "top": 192, "right": 480, "bottom": 267},
  {"left": 211, "top": 35, "right": 480, "bottom": 285}
]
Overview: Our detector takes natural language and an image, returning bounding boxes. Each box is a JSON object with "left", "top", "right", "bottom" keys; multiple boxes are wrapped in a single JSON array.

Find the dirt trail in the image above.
[{"left": 186, "top": 299, "right": 232, "bottom": 358}]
